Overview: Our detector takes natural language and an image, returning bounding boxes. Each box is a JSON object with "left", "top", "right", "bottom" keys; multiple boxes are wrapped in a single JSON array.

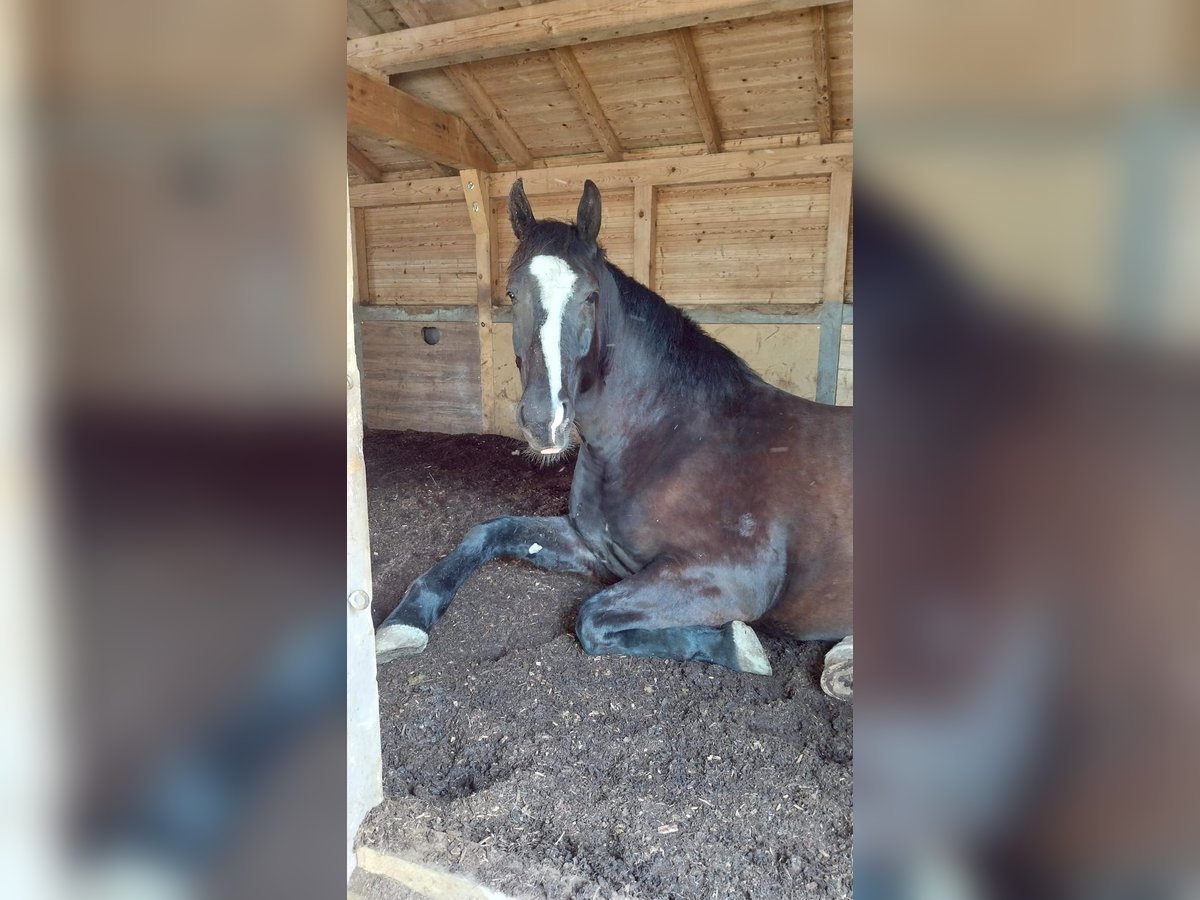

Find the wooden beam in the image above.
[
  {"left": 360, "top": 302, "right": 829, "bottom": 326},
  {"left": 487, "top": 142, "right": 852, "bottom": 197},
  {"left": 670, "top": 30, "right": 722, "bottom": 154},
  {"left": 547, "top": 47, "right": 623, "bottom": 161},
  {"left": 632, "top": 185, "right": 656, "bottom": 286},
  {"left": 810, "top": 5, "right": 833, "bottom": 144},
  {"left": 352, "top": 208, "right": 371, "bottom": 303},
  {"left": 822, "top": 168, "right": 852, "bottom": 301},
  {"left": 461, "top": 170, "right": 496, "bottom": 432},
  {"left": 347, "top": 0, "right": 839, "bottom": 76},
  {"left": 347, "top": 141, "right": 383, "bottom": 183},
  {"left": 389, "top": 0, "right": 535, "bottom": 168},
  {"left": 350, "top": 175, "right": 465, "bottom": 208},
  {"left": 815, "top": 300, "right": 843, "bottom": 403},
  {"left": 347, "top": 67, "right": 496, "bottom": 172},
  {"left": 350, "top": 144, "right": 852, "bottom": 208}
]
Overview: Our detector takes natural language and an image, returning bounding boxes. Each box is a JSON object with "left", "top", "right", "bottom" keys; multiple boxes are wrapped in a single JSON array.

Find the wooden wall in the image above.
[{"left": 352, "top": 146, "right": 853, "bottom": 435}]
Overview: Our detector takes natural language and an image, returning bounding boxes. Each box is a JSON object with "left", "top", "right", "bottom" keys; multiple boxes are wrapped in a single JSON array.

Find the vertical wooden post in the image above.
[
  {"left": 346, "top": 180, "right": 383, "bottom": 878},
  {"left": 461, "top": 170, "right": 495, "bottom": 432},
  {"left": 816, "top": 168, "right": 851, "bottom": 404},
  {"left": 632, "top": 184, "right": 656, "bottom": 288},
  {"left": 350, "top": 207, "right": 370, "bottom": 392}
]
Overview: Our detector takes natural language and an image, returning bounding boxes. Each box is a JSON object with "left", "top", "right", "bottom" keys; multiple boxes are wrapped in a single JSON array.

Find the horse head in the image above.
[{"left": 505, "top": 178, "right": 606, "bottom": 457}]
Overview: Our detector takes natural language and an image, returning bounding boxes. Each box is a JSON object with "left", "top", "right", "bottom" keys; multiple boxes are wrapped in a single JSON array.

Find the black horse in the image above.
[{"left": 376, "top": 179, "right": 853, "bottom": 691}]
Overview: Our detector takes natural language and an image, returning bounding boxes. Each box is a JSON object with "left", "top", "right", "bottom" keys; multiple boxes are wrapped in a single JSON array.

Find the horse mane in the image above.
[{"left": 511, "top": 219, "right": 761, "bottom": 402}]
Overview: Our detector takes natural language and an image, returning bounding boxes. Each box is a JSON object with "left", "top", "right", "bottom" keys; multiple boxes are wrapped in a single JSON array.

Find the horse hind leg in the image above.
[
  {"left": 820, "top": 635, "right": 853, "bottom": 701},
  {"left": 574, "top": 560, "right": 774, "bottom": 676}
]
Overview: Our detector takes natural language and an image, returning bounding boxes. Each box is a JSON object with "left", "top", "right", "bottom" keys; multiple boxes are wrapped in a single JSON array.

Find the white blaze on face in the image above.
[{"left": 528, "top": 254, "right": 576, "bottom": 443}]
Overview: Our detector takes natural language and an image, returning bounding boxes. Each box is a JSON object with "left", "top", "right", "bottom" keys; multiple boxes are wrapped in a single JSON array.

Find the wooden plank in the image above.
[
  {"left": 670, "top": 30, "right": 722, "bottom": 154},
  {"left": 352, "top": 208, "right": 371, "bottom": 303},
  {"left": 461, "top": 170, "right": 495, "bottom": 432},
  {"left": 488, "top": 142, "right": 851, "bottom": 197},
  {"left": 360, "top": 321, "right": 483, "bottom": 432},
  {"left": 347, "top": 141, "right": 382, "bottom": 183},
  {"left": 547, "top": 46, "right": 624, "bottom": 162},
  {"left": 814, "top": 299, "right": 843, "bottom": 403},
  {"left": 347, "top": 67, "right": 496, "bottom": 172},
  {"left": 390, "top": 0, "right": 535, "bottom": 167},
  {"left": 492, "top": 302, "right": 825, "bottom": 325},
  {"left": 632, "top": 184, "right": 656, "bottom": 286},
  {"left": 351, "top": 176, "right": 466, "bottom": 208},
  {"left": 810, "top": 5, "right": 832, "bottom": 143},
  {"left": 822, "top": 167, "right": 852, "bottom": 301},
  {"left": 346, "top": 0, "right": 840, "bottom": 76}
]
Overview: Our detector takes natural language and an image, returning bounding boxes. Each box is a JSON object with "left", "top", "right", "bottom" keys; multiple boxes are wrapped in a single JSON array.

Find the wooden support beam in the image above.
[
  {"left": 632, "top": 184, "right": 656, "bottom": 286},
  {"left": 347, "top": 141, "right": 383, "bottom": 183},
  {"left": 670, "top": 30, "right": 722, "bottom": 154},
  {"left": 461, "top": 170, "right": 496, "bottom": 432},
  {"left": 810, "top": 5, "right": 833, "bottom": 144},
  {"left": 359, "top": 302, "right": 829, "bottom": 326},
  {"left": 547, "top": 47, "right": 623, "bottom": 161},
  {"left": 486, "top": 142, "right": 852, "bottom": 198},
  {"left": 347, "top": 66, "right": 496, "bottom": 172},
  {"left": 822, "top": 168, "right": 852, "bottom": 302},
  {"left": 352, "top": 208, "right": 371, "bottom": 303},
  {"left": 347, "top": 0, "right": 840, "bottom": 76},
  {"left": 390, "top": 0, "right": 535, "bottom": 167}
]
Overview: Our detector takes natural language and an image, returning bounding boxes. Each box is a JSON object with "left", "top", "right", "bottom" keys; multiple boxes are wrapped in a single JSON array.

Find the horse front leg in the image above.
[
  {"left": 376, "top": 515, "right": 603, "bottom": 663},
  {"left": 574, "top": 558, "right": 775, "bottom": 676}
]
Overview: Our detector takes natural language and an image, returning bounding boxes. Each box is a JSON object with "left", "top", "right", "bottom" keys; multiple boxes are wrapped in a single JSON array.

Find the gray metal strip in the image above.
[{"left": 815, "top": 300, "right": 844, "bottom": 404}]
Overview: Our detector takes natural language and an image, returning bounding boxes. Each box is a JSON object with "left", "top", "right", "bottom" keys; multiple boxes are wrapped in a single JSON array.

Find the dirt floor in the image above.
[{"left": 358, "top": 430, "right": 853, "bottom": 900}]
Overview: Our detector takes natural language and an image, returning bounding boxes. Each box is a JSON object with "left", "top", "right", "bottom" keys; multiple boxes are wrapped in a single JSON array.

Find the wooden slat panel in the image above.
[
  {"left": 492, "top": 190, "right": 635, "bottom": 298},
  {"left": 361, "top": 321, "right": 483, "bottom": 433},
  {"left": 347, "top": 0, "right": 841, "bottom": 76},
  {"left": 655, "top": 176, "right": 831, "bottom": 303},
  {"left": 364, "top": 201, "right": 476, "bottom": 305},
  {"left": 690, "top": 9, "right": 835, "bottom": 141},
  {"left": 700, "top": 323, "right": 821, "bottom": 399}
]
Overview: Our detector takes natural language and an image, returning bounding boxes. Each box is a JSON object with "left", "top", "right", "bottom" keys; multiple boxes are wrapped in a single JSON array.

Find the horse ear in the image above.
[
  {"left": 576, "top": 180, "right": 601, "bottom": 242},
  {"left": 509, "top": 178, "right": 535, "bottom": 240}
]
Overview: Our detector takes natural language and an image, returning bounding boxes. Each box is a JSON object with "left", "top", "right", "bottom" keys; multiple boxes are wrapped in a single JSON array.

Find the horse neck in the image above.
[{"left": 575, "top": 263, "right": 682, "bottom": 448}]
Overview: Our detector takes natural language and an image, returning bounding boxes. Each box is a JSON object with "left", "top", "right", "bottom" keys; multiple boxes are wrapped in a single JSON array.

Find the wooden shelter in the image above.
[{"left": 347, "top": 0, "right": 854, "bottom": 440}]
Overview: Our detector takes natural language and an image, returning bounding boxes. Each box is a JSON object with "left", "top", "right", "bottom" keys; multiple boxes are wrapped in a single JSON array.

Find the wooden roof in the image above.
[{"left": 347, "top": 0, "right": 852, "bottom": 183}]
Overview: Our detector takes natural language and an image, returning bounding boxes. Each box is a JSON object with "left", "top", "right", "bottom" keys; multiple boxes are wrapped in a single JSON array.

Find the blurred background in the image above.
[
  {"left": 4, "top": 0, "right": 348, "bottom": 897},
  {"left": 1, "top": 0, "right": 1197, "bottom": 897},
  {"left": 853, "top": 0, "right": 1199, "bottom": 897}
]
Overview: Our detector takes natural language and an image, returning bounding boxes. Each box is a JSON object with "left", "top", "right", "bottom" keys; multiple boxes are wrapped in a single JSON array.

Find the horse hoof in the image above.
[
  {"left": 820, "top": 635, "right": 853, "bottom": 701},
  {"left": 730, "top": 621, "right": 773, "bottom": 676},
  {"left": 375, "top": 624, "right": 429, "bottom": 664}
]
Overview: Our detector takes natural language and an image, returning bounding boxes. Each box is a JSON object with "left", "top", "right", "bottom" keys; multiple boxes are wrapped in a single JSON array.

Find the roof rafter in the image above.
[
  {"left": 348, "top": 0, "right": 841, "bottom": 76},
  {"left": 670, "top": 29, "right": 722, "bottom": 154},
  {"left": 347, "top": 66, "right": 496, "bottom": 172},
  {"left": 388, "top": 0, "right": 534, "bottom": 167},
  {"left": 347, "top": 141, "right": 383, "bottom": 182},
  {"left": 810, "top": 5, "right": 833, "bottom": 144}
]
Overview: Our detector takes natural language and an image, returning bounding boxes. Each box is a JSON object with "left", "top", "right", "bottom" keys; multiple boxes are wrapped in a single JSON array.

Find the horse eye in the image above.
[{"left": 585, "top": 291, "right": 598, "bottom": 305}]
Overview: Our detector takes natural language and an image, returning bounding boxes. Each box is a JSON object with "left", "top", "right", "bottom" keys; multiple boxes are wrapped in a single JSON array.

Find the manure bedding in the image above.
[{"left": 358, "top": 430, "right": 852, "bottom": 899}]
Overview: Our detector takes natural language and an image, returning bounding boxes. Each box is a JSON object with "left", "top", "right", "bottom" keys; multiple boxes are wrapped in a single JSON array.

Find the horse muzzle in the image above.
[{"left": 517, "top": 398, "right": 573, "bottom": 454}]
